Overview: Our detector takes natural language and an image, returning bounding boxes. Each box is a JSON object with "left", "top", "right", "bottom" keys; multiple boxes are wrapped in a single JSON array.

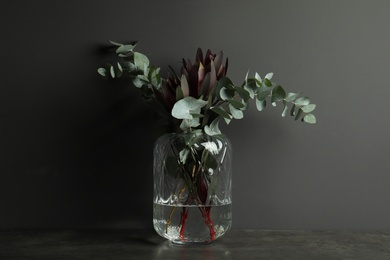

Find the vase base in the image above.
[{"left": 170, "top": 239, "right": 213, "bottom": 246}]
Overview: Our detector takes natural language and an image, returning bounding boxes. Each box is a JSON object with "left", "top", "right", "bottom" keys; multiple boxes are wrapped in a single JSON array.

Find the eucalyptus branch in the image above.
[{"left": 98, "top": 41, "right": 317, "bottom": 137}]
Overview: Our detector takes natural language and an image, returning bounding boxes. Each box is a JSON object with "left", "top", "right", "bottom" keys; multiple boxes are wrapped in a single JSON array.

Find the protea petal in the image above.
[
  {"left": 209, "top": 60, "right": 217, "bottom": 91},
  {"left": 196, "top": 48, "right": 203, "bottom": 63},
  {"left": 198, "top": 62, "right": 205, "bottom": 92},
  {"left": 217, "top": 65, "right": 225, "bottom": 79},
  {"left": 205, "top": 49, "right": 213, "bottom": 65},
  {"left": 187, "top": 59, "right": 192, "bottom": 71},
  {"left": 199, "top": 72, "right": 211, "bottom": 97},
  {"left": 181, "top": 74, "right": 190, "bottom": 97},
  {"left": 188, "top": 65, "right": 199, "bottom": 97},
  {"left": 162, "top": 81, "right": 176, "bottom": 107},
  {"left": 214, "top": 50, "right": 223, "bottom": 73}
]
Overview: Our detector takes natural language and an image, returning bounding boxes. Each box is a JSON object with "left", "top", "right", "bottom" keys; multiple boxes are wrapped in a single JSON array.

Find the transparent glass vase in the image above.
[{"left": 153, "top": 130, "right": 232, "bottom": 244}]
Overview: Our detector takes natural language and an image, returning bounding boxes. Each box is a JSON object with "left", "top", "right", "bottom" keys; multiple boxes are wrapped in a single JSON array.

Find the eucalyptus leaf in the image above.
[
  {"left": 295, "top": 108, "right": 303, "bottom": 120},
  {"left": 132, "top": 76, "right": 146, "bottom": 88},
  {"left": 285, "top": 92, "right": 300, "bottom": 102},
  {"left": 122, "top": 61, "right": 137, "bottom": 72},
  {"left": 117, "top": 62, "right": 123, "bottom": 72},
  {"left": 265, "top": 72, "right": 273, "bottom": 80},
  {"left": 255, "top": 72, "right": 262, "bottom": 85},
  {"left": 97, "top": 68, "right": 107, "bottom": 77},
  {"left": 244, "top": 84, "right": 255, "bottom": 99},
  {"left": 179, "top": 148, "right": 190, "bottom": 164},
  {"left": 220, "top": 87, "right": 234, "bottom": 101},
  {"left": 180, "top": 118, "right": 200, "bottom": 130},
  {"left": 184, "top": 129, "right": 203, "bottom": 146},
  {"left": 301, "top": 104, "right": 316, "bottom": 113},
  {"left": 204, "top": 118, "right": 221, "bottom": 136},
  {"left": 295, "top": 97, "right": 310, "bottom": 106},
  {"left": 109, "top": 40, "right": 123, "bottom": 46},
  {"left": 229, "top": 104, "right": 244, "bottom": 119},
  {"left": 281, "top": 104, "right": 288, "bottom": 117},
  {"left": 271, "top": 85, "right": 286, "bottom": 103},
  {"left": 303, "top": 114, "right": 317, "bottom": 124},
  {"left": 234, "top": 86, "right": 250, "bottom": 100},
  {"left": 257, "top": 86, "right": 272, "bottom": 101},
  {"left": 227, "top": 99, "right": 245, "bottom": 109},
  {"left": 224, "top": 117, "right": 232, "bottom": 125},
  {"left": 256, "top": 99, "right": 266, "bottom": 111},
  {"left": 190, "top": 113, "right": 204, "bottom": 118},
  {"left": 241, "top": 100, "right": 249, "bottom": 110},
  {"left": 290, "top": 104, "right": 296, "bottom": 116},
  {"left": 264, "top": 78, "right": 272, "bottom": 87},
  {"left": 217, "top": 77, "right": 234, "bottom": 90},
  {"left": 245, "top": 70, "right": 250, "bottom": 83},
  {"left": 203, "top": 152, "right": 218, "bottom": 170},
  {"left": 149, "top": 67, "right": 161, "bottom": 88},
  {"left": 210, "top": 106, "right": 232, "bottom": 119},
  {"left": 134, "top": 52, "right": 150, "bottom": 70},
  {"left": 110, "top": 66, "right": 115, "bottom": 78},
  {"left": 172, "top": 96, "right": 207, "bottom": 120},
  {"left": 118, "top": 52, "right": 134, "bottom": 58},
  {"left": 116, "top": 44, "right": 136, "bottom": 54}
]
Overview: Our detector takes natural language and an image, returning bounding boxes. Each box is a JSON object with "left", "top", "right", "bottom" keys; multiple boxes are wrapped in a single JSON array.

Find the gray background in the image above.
[{"left": 1, "top": 0, "right": 389, "bottom": 230}]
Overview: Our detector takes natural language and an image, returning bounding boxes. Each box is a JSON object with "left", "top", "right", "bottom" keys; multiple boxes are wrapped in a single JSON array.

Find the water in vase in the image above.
[{"left": 153, "top": 202, "right": 232, "bottom": 244}]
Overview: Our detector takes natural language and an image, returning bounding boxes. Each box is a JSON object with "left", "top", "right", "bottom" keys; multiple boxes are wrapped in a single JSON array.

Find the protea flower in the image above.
[{"left": 161, "top": 48, "right": 229, "bottom": 110}]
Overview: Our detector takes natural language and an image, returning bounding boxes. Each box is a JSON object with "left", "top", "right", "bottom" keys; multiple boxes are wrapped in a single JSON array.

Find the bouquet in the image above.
[{"left": 98, "top": 41, "right": 316, "bottom": 243}]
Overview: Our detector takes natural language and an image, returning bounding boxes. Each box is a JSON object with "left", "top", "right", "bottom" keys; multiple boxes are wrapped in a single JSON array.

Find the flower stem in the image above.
[{"left": 179, "top": 207, "right": 189, "bottom": 239}]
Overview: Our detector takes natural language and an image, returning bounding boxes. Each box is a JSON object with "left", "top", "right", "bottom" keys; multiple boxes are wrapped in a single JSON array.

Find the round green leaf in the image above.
[
  {"left": 257, "top": 86, "right": 272, "bottom": 101},
  {"left": 264, "top": 78, "right": 272, "bottom": 87},
  {"left": 117, "top": 62, "right": 123, "bottom": 72},
  {"left": 229, "top": 104, "right": 244, "bottom": 119},
  {"left": 227, "top": 99, "right": 245, "bottom": 109},
  {"left": 234, "top": 86, "right": 250, "bottom": 100},
  {"left": 271, "top": 85, "right": 286, "bottom": 103},
  {"left": 110, "top": 66, "right": 115, "bottom": 78},
  {"left": 134, "top": 52, "right": 150, "bottom": 70},
  {"left": 116, "top": 44, "right": 136, "bottom": 54},
  {"left": 204, "top": 118, "right": 221, "bottom": 136},
  {"left": 295, "top": 97, "right": 310, "bottom": 106},
  {"left": 220, "top": 87, "right": 234, "bottom": 101},
  {"left": 172, "top": 97, "right": 207, "bottom": 119},
  {"left": 303, "top": 114, "right": 317, "bottom": 124},
  {"left": 294, "top": 108, "right": 303, "bottom": 120},
  {"left": 302, "top": 104, "right": 316, "bottom": 113},
  {"left": 210, "top": 106, "right": 232, "bottom": 119},
  {"left": 281, "top": 105, "right": 288, "bottom": 117},
  {"left": 256, "top": 99, "right": 266, "bottom": 111},
  {"left": 97, "top": 68, "right": 107, "bottom": 77}
]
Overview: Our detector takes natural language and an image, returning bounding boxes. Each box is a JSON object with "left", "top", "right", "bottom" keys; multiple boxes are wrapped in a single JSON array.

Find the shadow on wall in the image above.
[
  {"left": 70, "top": 44, "right": 160, "bottom": 228},
  {"left": 1, "top": 42, "right": 160, "bottom": 229},
  {"left": 76, "top": 91, "right": 156, "bottom": 228}
]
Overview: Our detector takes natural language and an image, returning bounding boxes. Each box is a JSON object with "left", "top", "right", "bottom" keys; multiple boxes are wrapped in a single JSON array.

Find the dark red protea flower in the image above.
[{"left": 161, "top": 48, "right": 229, "bottom": 111}]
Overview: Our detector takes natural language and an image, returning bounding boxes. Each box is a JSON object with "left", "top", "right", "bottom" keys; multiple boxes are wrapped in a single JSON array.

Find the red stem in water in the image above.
[
  {"left": 178, "top": 156, "right": 216, "bottom": 241},
  {"left": 179, "top": 207, "right": 188, "bottom": 239},
  {"left": 198, "top": 176, "right": 216, "bottom": 240}
]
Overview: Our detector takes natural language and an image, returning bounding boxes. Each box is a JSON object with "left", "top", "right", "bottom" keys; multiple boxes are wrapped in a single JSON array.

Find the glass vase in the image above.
[{"left": 153, "top": 130, "right": 232, "bottom": 244}]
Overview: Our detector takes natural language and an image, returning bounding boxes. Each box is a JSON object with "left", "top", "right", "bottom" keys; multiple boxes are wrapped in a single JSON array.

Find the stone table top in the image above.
[{"left": 1, "top": 229, "right": 390, "bottom": 259}]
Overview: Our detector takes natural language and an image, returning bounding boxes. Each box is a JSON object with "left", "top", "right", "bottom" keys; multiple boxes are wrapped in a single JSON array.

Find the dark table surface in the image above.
[{"left": 1, "top": 229, "right": 390, "bottom": 259}]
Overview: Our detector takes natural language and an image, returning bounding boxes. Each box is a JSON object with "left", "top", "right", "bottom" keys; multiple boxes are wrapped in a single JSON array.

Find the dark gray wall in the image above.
[{"left": 1, "top": 0, "right": 390, "bottom": 229}]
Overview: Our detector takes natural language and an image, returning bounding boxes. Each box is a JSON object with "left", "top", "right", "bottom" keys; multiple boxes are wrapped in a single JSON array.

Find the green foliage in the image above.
[{"left": 98, "top": 40, "right": 317, "bottom": 137}]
